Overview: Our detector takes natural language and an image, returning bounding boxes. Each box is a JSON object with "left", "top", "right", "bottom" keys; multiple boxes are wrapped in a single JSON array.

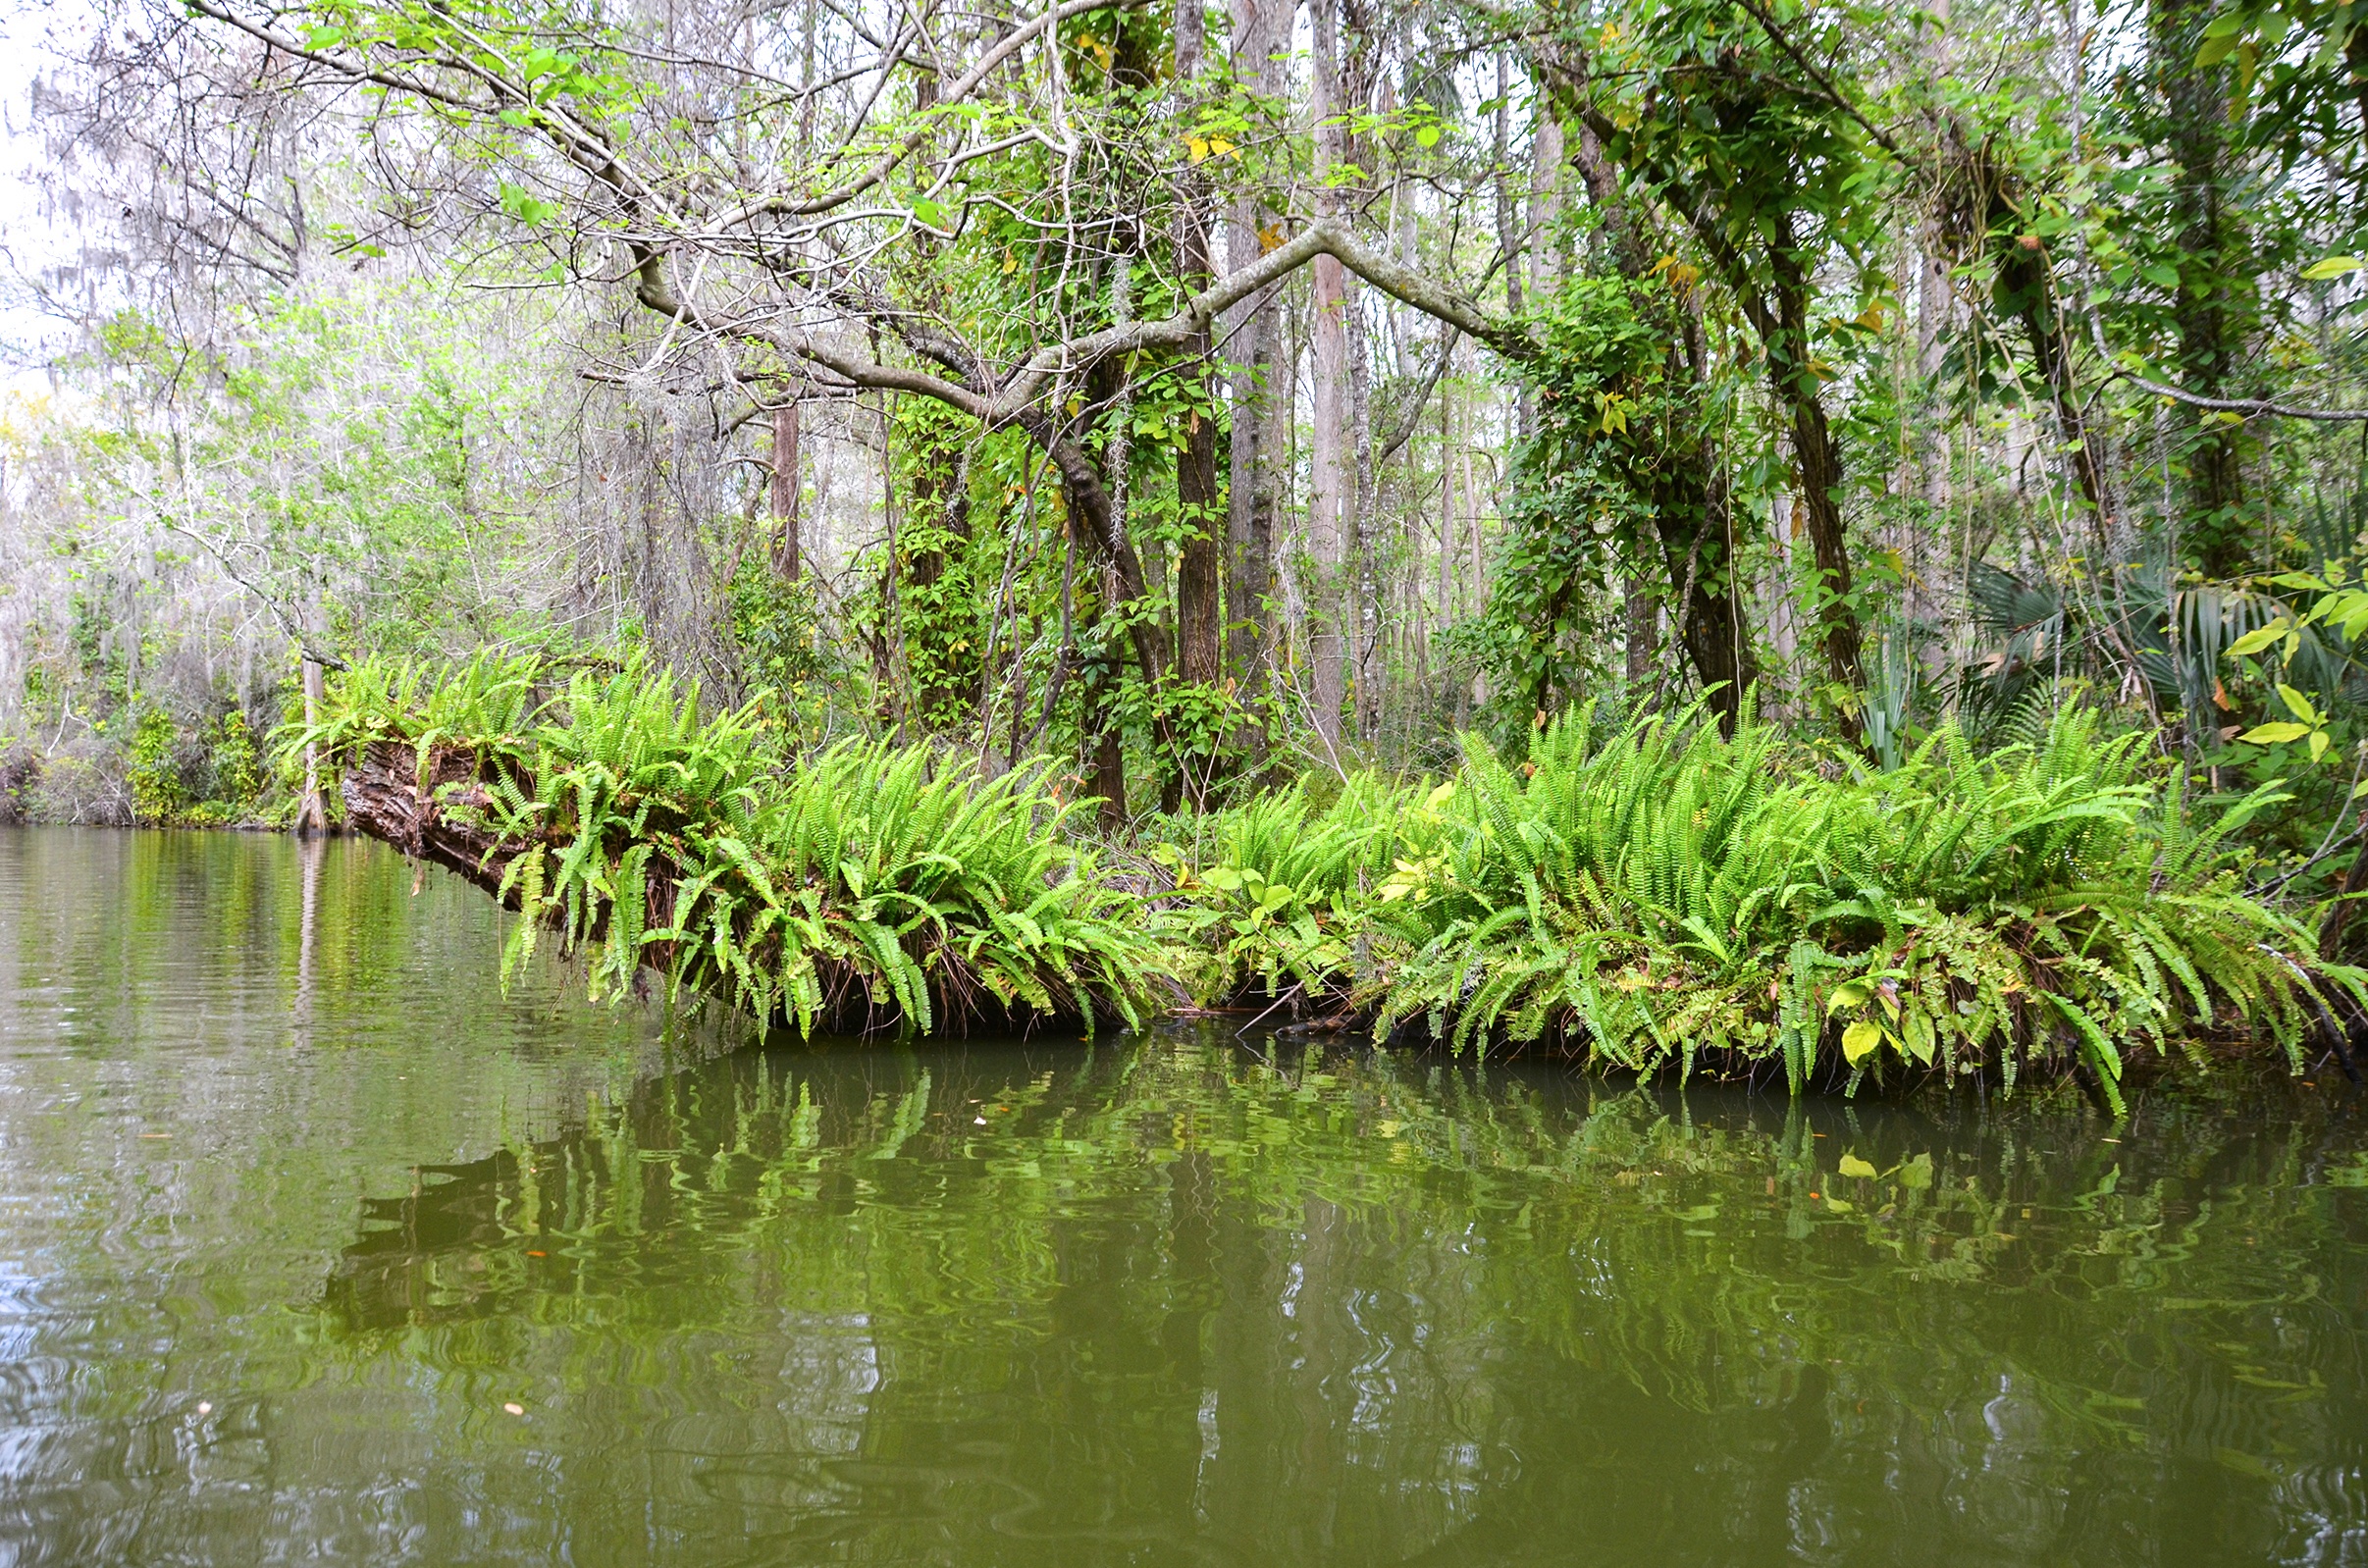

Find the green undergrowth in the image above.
[
  {"left": 1167, "top": 704, "right": 2363, "bottom": 1106},
  {"left": 299, "top": 653, "right": 2364, "bottom": 1102},
  {"left": 296, "top": 652, "right": 1166, "bottom": 1035}
]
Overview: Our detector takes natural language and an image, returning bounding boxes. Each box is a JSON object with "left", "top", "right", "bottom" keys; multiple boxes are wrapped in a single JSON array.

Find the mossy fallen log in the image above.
[
  {"left": 342, "top": 739, "right": 528, "bottom": 899},
  {"left": 320, "top": 654, "right": 1167, "bottom": 1037}
]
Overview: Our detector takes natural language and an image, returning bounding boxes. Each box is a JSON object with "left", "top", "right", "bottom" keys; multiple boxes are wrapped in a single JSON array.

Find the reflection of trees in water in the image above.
[{"left": 316, "top": 1035, "right": 2368, "bottom": 1564}]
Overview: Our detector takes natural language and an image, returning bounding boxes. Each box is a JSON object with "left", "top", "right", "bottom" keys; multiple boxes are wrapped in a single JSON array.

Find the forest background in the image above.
[{"left": 0, "top": 0, "right": 2363, "bottom": 894}]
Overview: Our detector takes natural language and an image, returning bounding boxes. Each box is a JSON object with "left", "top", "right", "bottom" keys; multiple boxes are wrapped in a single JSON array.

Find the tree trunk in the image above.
[
  {"left": 1224, "top": 0, "right": 1283, "bottom": 754},
  {"left": 1494, "top": 54, "right": 1532, "bottom": 442},
  {"left": 1171, "top": 0, "right": 1223, "bottom": 807},
  {"left": 294, "top": 653, "right": 328, "bottom": 836},
  {"left": 1766, "top": 236, "right": 1864, "bottom": 730},
  {"left": 1625, "top": 580, "right": 1658, "bottom": 689},
  {"left": 2153, "top": 0, "right": 2249, "bottom": 575},
  {"left": 1348, "top": 275, "right": 1379, "bottom": 741},
  {"left": 1306, "top": 0, "right": 1349, "bottom": 751},
  {"left": 770, "top": 401, "right": 802, "bottom": 580}
]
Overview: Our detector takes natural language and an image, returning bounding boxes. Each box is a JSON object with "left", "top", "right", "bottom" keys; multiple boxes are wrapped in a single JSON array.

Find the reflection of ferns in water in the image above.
[{"left": 317, "top": 1032, "right": 2368, "bottom": 1453}]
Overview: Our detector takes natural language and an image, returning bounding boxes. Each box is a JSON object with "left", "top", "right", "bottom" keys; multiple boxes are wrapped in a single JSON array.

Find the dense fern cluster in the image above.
[
  {"left": 1148, "top": 774, "right": 1433, "bottom": 1006},
  {"left": 302, "top": 653, "right": 1166, "bottom": 1035},
  {"left": 305, "top": 654, "right": 2361, "bottom": 1097},
  {"left": 1170, "top": 706, "right": 2362, "bottom": 1104}
]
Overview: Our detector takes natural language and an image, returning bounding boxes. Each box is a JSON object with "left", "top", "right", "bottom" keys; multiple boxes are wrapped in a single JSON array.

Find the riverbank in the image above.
[
  {"left": 0, "top": 707, "right": 282, "bottom": 831},
  {"left": 286, "top": 650, "right": 2368, "bottom": 1105}
]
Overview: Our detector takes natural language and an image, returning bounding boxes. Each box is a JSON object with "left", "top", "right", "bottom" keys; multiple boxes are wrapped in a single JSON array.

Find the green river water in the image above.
[{"left": 2, "top": 826, "right": 2366, "bottom": 1565}]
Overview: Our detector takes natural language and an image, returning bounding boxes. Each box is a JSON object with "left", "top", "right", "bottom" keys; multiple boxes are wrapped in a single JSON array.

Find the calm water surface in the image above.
[{"left": 3, "top": 826, "right": 2367, "bottom": 1565}]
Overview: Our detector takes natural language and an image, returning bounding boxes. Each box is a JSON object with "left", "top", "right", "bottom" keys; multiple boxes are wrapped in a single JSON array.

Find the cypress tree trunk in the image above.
[
  {"left": 1171, "top": 0, "right": 1223, "bottom": 807},
  {"left": 1224, "top": 0, "right": 1283, "bottom": 758},
  {"left": 2153, "top": 0, "right": 2251, "bottom": 575}
]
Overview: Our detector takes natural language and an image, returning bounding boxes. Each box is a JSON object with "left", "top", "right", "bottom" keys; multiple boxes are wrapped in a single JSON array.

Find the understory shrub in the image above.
[
  {"left": 28, "top": 740, "right": 132, "bottom": 825},
  {"left": 1151, "top": 773, "right": 1434, "bottom": 1007}
]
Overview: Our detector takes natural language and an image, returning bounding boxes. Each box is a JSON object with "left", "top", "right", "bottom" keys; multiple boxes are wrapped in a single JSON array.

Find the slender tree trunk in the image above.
[
  {"left": 1437, "top": 387, "right": 1454, "bottom": 644},
  {"left": 1625, "top": 581, "right": 1658, "bottom": 689},
  {"left": 1225, "top": 0, "right": 1283, "bottom": 759},
  {"left": 1082, "top": 558, "right": 1130, "bottom": 832},
  {"left": 1765, "top": 236, "right": 1864, "bottom": 730},
  {"left": 770, "top": 401, "right": 802, "bottom": 580},
  {"left": 294, "top": 653, "right": 327, "bottom": 837},
  {"left": 1306, "top": 0, "right": 1349, "bottom": 750},
  {"left": 2153, "top": 0, "right": 2248, "bottom": 574},
  {"left": 1493, "top": 55, "right": 1532, "bottom": 442},
  {"left": 1529, "top": 115, "right": 1563, "bottom": 304},
  {"left": 1348, "top": 280, "right": 1379, "bottom": 741}
]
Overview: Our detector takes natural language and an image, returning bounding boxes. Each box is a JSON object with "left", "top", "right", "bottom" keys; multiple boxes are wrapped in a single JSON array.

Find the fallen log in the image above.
[
  {"left": 335, "top": 735, "right": 1159, "bottom": 1036},
  {"left": 341, "top": 740, "right": 539, "bottom": 910}
]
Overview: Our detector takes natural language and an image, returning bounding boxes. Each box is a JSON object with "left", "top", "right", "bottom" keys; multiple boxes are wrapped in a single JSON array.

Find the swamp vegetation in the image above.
[
  {"left": 6, "top": 0, "right": 2368, "bottom": 1550},
  {"left": 305, "top": 648, "right": 2363, "bottom": 1098},
  {"left": 1, "top": 0, "right": 2367, "bottom": 1082}
]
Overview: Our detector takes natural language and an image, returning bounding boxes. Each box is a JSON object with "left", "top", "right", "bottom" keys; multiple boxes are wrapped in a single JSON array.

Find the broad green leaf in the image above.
[
  {"left": 2302, "top": 255, "right": 2364, "bottom": 281},
  {"left": 1837, "top": 1154, "right": 1878, "bottom": 1179},
  {"left": 2239, "top": 721, "right": 2310, "bottom": 746},
  {"left": 1903, "top": 1009, "right": 1935, "bottom": 1064}
]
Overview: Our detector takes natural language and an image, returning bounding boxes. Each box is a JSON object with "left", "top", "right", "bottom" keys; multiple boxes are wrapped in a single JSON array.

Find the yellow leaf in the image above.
[
  {"left": 2225, "top": 619, "right": 2288, "bottom": 657},
  {"left": 1842, "top": 1019, "right": 1883, "bottom": 1065},
  {"left": 2239, "top": 721, "right": 2309, "bottom": 746},
  {"left": 1838, "top": 1154, "right": 1878, "bottom": 1179}
]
